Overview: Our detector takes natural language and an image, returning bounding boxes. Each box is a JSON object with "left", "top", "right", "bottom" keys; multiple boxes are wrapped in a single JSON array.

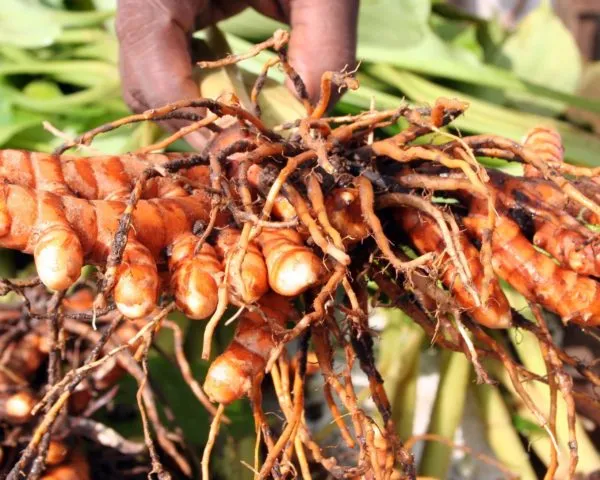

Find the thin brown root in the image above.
[
  {"left": 453, "top": 315, "right": 491, "bottom": 384},
  {"left": 254, "top": 151, "right": 317, "bottom": 235},
  {"left": 201, "top": 274, "right": 229, "bottom": 360},
  {"left": 137, "top": 333, "right": 171, "bottom": 480},
  {"left": 251, "top": 57, "right": 281, "bottom": 117},
  {"left": 530, "top": 305, "right": 579, "bottom": 478},
  {"left": 469, "top": 324, "right": 561, "bottom": 457},
  {"left": 201, "top": 403, "right": 225, "bottom": 480},
  {"left": 306, "top": 174, "right": 344, "bottom": 248},
  {"left": 323, "top": 383, "right": 356, "bottom": 448},
  {"left": 357, "top": 176, "right": 434, "bottom": 272},
  {"left": 161, "top": 320, "right": 229, "bottom": 422},
  {"left": 310, "top": 71, "right": 360, "bottom": 120},
  {"left": 377, "top": 190, "right": 480, "bottom": 306},
  {"left": 283, "top": 183, "right": 350, "bottom": 265},
  {"left": 55, "top": 98, "right": 270, "bottom": 154},
  {"left": 136, "top": 114, "right": 218, "bottom": 154},
  {"left": 264, "top": 266, "right": 345, "bottom": 373},
  {"left": 198, "top": 29, "right": 290, "bottom": 69},
  {"left": 259, "top": 333, "right": 309, "bottom": 479}
]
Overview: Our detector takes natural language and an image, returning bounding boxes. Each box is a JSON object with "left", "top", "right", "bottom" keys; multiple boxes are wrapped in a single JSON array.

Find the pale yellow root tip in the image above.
[
  {"left": 269, "top": 252, "right": 323, "bottom": 297},
  {"left": 174, "top": 263, "right": 219, "bottom": 320},
  {"left": 114, "top": 265, "right": 159, "bottom": 319},
  {"left": 4, "top": 391, "right": 36, "bottom": 424},
  {"left": 203, "top": 356, "right": 250, "bottom": 405},
  {"left": 34, "top": 228, "right": 83, "bottom": 291}
]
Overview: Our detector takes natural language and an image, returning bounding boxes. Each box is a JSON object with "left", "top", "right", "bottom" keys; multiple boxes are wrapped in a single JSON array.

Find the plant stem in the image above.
[
  {"left": 474, "top": 382, "right": 537, "bottom": 480},
  {"left": 419, "top": 350, "right": 471, "bottom": 478}
]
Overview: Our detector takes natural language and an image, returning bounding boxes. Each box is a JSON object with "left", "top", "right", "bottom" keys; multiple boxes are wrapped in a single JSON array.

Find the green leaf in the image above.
[
  {"left": 476, "top": 14, "right": 508, "bottom": 64},
  {"left": 22, "top": 80, "right": 63, "bottom": 100},
  {"left": 359, "top": 0, "right": 432, "bottom": 51},
  {"left": 431, "top": 0, "right": 488, "bottom": 22},
  {"left": 474, "top": 384, "right": 538, "bottom": 480},
  {"left": 512, "top": 414, "right": 545, "bottom": 436},
  {"left": 0, "top": 120, "right": 44, "bottom": 147},
  {"left": 368, "top": 65, "right": 600, "bottom": 167},
  {"left": 497, "top": 3, "right": 582, "bottom": 115},
  {"left": 152, "top": 311, "right": 190, "bottom": 356},
  {"left": 42, "top": 0, "right": 67, "bottom": 7},
  {"left": 357, "top": 0, "right": 484, "bottom": 74},
  {"left": 219, "top": 8, "right": 285, "bottom": 41},
  {"left": 355, "top": 0, "right": 600, "bottom": 115},
  {"left": 70, "top": 38, "right": 118, "bottom": 64},
  {"left": 48, "top": 8, "right": 115, "bottom": 28},
  {"left": 0, "top": 60, "right": 119, "bottom": 87},
  {"left": 498, "top": 285, "right": 600, "bottom": 473},
  {"left": 430, "top": 15, "right": 484, "bottom": 60},
  {"left": 0, "top": 80, "right": 120, "bottom": 114},
  {"left": 376, "top": 307, "right": 425, "bottom": 440},
  {"left": 0, "top": 45, "right": 37, "bottom": 63},
  {"left": 0, "top": 250, "right": 16, "bottom": 278},
  {"left": 91, "top": 0, "right": 117, "bottom": 11},
  {"left": 567, "top": 61, "right": 600, "bottom": 134},
  {"left": 0, "top": 102, "right": 45, "bottom": 146},
  {"left": 105, "top": 354, "right": 211, "bottom": 446},
  {"left": 0, "top": 0, "right": 63, "bottom": 48},
  {"left": 213, "top": 435, "right": 256, "bottom": 480},
  {"left": 419, "top": 350, "right": 471, "bottom": 478}
]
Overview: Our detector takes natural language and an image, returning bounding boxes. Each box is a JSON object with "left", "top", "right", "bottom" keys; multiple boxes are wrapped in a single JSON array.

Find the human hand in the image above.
[{"left": 115, "top": 0, "right": 359, "bottom": 149}]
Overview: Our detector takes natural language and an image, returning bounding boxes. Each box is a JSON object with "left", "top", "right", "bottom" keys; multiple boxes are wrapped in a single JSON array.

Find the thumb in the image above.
[{"left": 287, "top": 0, "right": 359, "bottom": 105}]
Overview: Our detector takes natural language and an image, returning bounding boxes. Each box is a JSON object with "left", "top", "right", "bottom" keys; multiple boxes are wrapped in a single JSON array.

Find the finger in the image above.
[
  {"left": 116, "top": 0, "right": 203, "bottom": 109},
  {"left": 116, "top": 0, "right": 211, "bottom": 150},
  {"left": 247, "top": 0, "right": 289, "bottom": 22},
  {"left": 196, "top": 1, "right": 249, "bottom": 26},
  {"left": 287, "top": 0, "right": 358, "bottom": 105}
]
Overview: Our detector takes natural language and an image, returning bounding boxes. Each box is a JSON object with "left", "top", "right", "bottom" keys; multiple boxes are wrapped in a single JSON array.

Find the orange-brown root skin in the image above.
[
  {"left": 0, "top": 182, "right": 228, "bottom": 315},
  {"left": 0, "top": 182, "right": 220, "bottom": 259},
  {"left": 46, "top": 441, "right": 70, "bottom": 467},
  {"left": 571, "top": 179, "right": 600, "bottom": 224},
  {"left": 399, "top": 208, "right": 512, "bottom": 328},
  {"left": 533, "top": 222, "right": 600, "bottom": 276},
  {"left": 490, "top": 170, "right": 600, "bottom": 225},
  {"left": 40, "top": 449, "right": 90, "bottom": 480},
  {"left": 34, "top": 226, "right": 83, "bottom": 291},
  {"left": 464, "top": 209, "right": 600, "bottom": 326},
  {"left": 489, "top": 169, "right": 600, "bottom": 276},
  {"left": 0, "top": 149, "right": 195, "bottom": 200},
  {"left": 204, "top": 293, "right": 297, "bottom": 404},
  {"left": 325, "top": 188, "right": 370, "bottom": 246},
  {"left": 114, "top": 241, "right": 159, "bottom": 319},
  {"left": 246, "top": 164, "right": 298, "bottom": 221},
  {"left": 522, "top": 126, "right": 564, "bottom": 178},
  {"left": 256, "top": 228, "right": 324, "bottom": 296},
  {"left": 169, "top": 233, "right": 222, "bottom": 319},
  {"left": 215, "top": 228, "right": 269, "bottom": 304},
  {"left": 1, "top": 332, "right": 49, "bottom": 380}
]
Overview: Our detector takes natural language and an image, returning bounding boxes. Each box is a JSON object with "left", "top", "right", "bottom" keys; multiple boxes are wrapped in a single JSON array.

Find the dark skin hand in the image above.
[{"left": 116, "top": 0, "right": 359, "bottom": 149}]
